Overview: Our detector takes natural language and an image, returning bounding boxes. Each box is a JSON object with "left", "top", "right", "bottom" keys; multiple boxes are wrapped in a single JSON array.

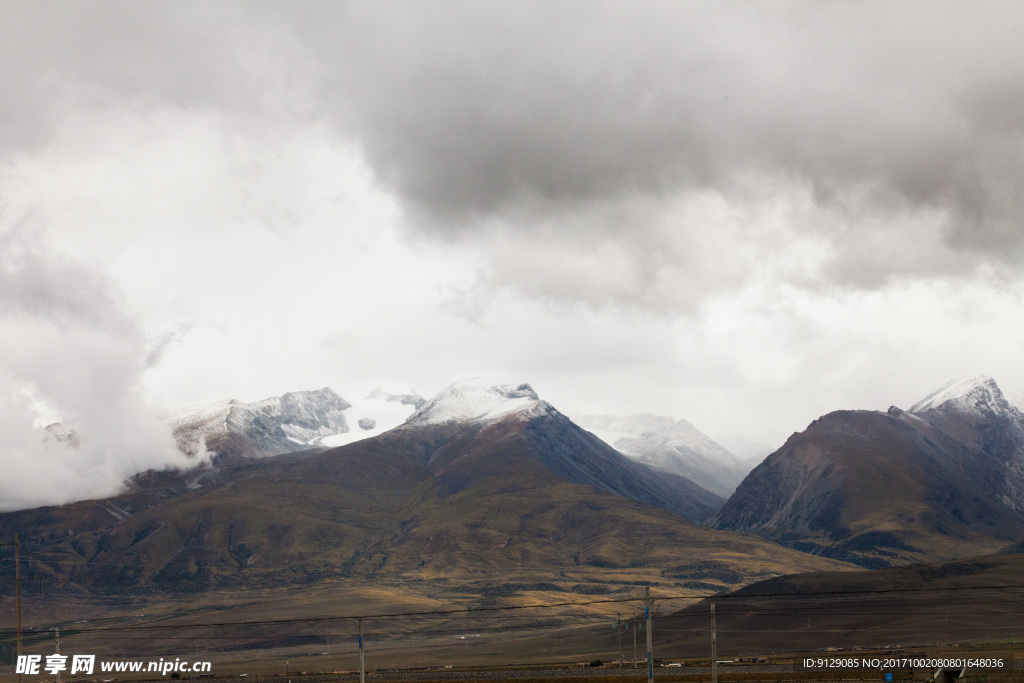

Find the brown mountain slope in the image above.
[{"left": 714, "top": 404, "right": 1024, "bottom": 568}]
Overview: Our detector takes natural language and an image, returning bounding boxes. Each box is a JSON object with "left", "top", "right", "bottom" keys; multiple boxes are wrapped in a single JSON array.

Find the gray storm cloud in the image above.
[
  {"left": 5, "top": 2, "right": 1024, "bottom": 265},
  {"left": 0, "top": 227, "right": 194, "bottom": 511},
  {"left": 4, "top": 1, "right": 1024, "bottom": 299},
  {"left": 300, "top": 2, "right": 1024, "bottom": 258}
]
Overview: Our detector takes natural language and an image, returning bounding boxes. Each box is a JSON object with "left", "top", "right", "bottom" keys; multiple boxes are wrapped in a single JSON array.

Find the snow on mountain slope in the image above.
[
  {"left": 320, "top": 395, "right": 418, "bottom": 448},
  {"left": 405, "top": 379, "right": 549, "bottom": 425},
  {"left": 575, "top": 413, "right": 751, "bottom": 498},
  {"left": 162, "top": 388, "right": 351, "bottom": 459},
  {"left": 163, "top": 387, "right": 428, "bottom": 460},
  {"left": 909, "top": 375, "right": 1017, "bottom": 417},
  {"left": 162, "top": 400, "right": 234, "bottom": 432},
  {"left": 161, "top": 400, "right": 235, "bottom": 457},
  {"left": 232, "top": 388, "right": 351, "bottom": 446}
]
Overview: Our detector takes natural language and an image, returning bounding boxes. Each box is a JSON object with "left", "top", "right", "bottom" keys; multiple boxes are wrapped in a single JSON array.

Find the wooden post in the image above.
[
  {"left": 358, "top": 617, "right": 365, "bottom": 683},
  {"left": 644, "top": 587, "right": 654, "bottom": 683},
  {"left": 16, "top": 534, "right": 22, "bottom": 683},
  {"left": 711, "top": 603, "right": 718, "bottom": 683}
]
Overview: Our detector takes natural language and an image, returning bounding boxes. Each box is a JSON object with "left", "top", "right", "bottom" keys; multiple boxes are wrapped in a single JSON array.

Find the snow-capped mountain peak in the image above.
[
  {"left": 405, "top": 379, "right": 546, "bottom": 426},
  {"left": 909, "top": 375, "right": 1017, "bottom": 417}
]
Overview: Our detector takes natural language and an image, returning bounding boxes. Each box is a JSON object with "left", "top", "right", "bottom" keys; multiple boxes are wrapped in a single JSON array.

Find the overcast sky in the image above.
[{"left": 3, "top": 1, "right": 1024, "bottom": 508}]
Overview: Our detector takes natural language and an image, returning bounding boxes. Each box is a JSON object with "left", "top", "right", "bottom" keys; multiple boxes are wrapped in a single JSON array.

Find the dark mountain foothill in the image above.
[{"left": 644, "top": 551, "right": 1024, "bottom": 656}]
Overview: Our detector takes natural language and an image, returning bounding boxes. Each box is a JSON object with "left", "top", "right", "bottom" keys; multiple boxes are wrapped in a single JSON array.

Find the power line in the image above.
[
  {"left": 0, "top": 596, "right": 651, "bottom": 636},
  {"left": 5, "top": 583, "right": 1024, "bottom": 639},
  {"left": 5, "top": 580, "right": 1024, "bottom": 603}
]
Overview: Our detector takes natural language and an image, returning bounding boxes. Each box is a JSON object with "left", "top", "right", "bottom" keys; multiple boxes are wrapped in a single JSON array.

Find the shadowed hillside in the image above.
[{"left": 651, "top": 551, "right": 1024, "bottom": 657}]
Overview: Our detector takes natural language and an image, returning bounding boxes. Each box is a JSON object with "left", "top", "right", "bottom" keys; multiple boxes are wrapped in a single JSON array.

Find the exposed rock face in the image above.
[
  {"left": 162, "top": 388, "right": 352, "bottom": 460},
  {"left": 358, "top": 418, "right": 376, "bottom": 430}
]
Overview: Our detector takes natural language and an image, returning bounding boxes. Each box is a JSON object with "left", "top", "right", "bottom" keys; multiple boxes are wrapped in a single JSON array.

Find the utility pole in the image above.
[
  {"left": 357, "top": 617, "right": 365, "bottom": 683},
  {"left": 632, "top": 620, "right": 638, "bottom": 667},
  {"left": 644, "top": 586, "right": 654, "bottom": 683},
  {"left": 615, "top": 613, "right": 623, "bottom": 668},
  {"left": 16, "top": 534, "right": 23, "bottom": 672},
  {"left": 55, "top": 627, "right": 60, "bottom": 683},
  {"left": 711, "top": 603, "right": 718, "bottom": 683}
]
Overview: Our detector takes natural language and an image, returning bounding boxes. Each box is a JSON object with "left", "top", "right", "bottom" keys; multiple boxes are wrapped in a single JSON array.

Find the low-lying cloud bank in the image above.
[{"left": 0, "top": 228, "right": 194, "bottom": 511}]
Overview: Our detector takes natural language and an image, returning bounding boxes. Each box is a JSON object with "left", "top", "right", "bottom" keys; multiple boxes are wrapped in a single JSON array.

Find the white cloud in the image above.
[{"left": 0, "top": 228, "right": 191, "bottom": 510}]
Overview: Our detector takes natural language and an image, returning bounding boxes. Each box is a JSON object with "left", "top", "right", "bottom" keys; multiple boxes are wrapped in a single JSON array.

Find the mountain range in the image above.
[
  {"left": 42, "top": 378, "right": 754, "bottom": 506},
  {"left": 159, "top": 385, "right": 752, "bottom": 498},
  {"left": 0, "top": 379, "right": 853, "bottom": 604}
]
